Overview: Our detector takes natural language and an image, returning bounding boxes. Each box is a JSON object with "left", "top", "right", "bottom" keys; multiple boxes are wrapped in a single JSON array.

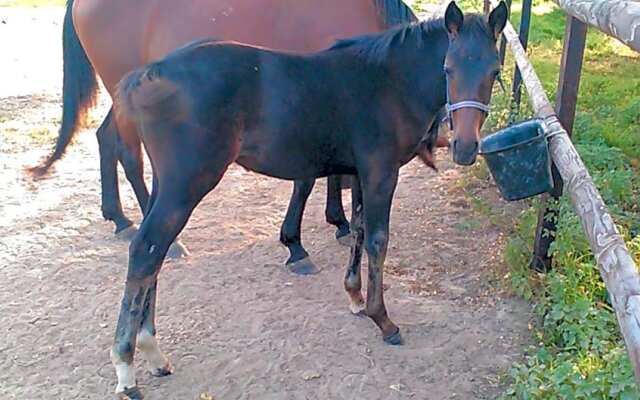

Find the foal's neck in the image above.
[{"left": 385, "top": 21, "right": 449, "bottom": 132}]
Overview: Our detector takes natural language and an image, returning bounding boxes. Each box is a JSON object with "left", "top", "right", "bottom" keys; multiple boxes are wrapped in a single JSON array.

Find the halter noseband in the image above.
[{"left": 443, "top": 69, "right": 491, "bottom": 131}]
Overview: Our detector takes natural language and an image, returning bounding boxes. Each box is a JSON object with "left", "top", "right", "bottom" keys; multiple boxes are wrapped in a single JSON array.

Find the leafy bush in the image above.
[{"left": 410, "top": 1, "right": 640, "bottom": 397}]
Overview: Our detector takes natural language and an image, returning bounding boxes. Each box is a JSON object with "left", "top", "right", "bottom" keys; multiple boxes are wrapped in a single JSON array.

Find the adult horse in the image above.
[
  {"left": 30, "top": 0, "right": 434, "bottom": 273},
  {"left": 111, "top": 2, "right": 508, "bottom": 397}
]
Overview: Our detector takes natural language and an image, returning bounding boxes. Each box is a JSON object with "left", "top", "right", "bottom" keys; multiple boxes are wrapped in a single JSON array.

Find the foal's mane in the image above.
[{"left": 327, "top": 14, "right": 493, "bottom": 64}]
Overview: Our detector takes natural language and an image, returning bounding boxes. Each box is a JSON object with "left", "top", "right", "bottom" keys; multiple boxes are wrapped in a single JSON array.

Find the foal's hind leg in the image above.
[
  {"left": 326, "top": 175, "right": 351, "bottom": 246},
  {"left": 111, "top": 193, "right": 194, "bottom": 397},
  {"left": 117, "top": 128, "right": 190, "bottom": 259},
  {"left": 280, "top": 179, "right": 320, "bottom": 275},
  {"left": 344, "top": 176, "right": 365, "bottom": 315},
  {"left": 95, "top": 109, "right": 135, "bottom": 236},
  {"left": 112, "top": 171, "right": 226, "bottom": 397},
  {"left": 136, "top": 279, "right": 173, "bottom": 377},
  {"left": 116, "top": 133, "right": 150, "bottom": 214},
  {"left": 111, "top": 117, "right": 236, "bottom": 397}
]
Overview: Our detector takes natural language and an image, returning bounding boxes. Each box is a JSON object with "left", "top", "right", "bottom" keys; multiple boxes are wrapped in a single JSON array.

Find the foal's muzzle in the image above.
[
  {"left": 443, "top": 71, "right": 492, "bottom": 166},
  {"left": 444, "top": 102, "right": 489, "bottom": 166},
  {"left": 452, "top": 138, "right": 479, "bottom": 166}
]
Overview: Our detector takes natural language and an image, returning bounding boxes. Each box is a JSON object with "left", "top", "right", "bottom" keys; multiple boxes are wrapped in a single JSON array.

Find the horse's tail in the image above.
[
  {"left": 29, "top": 0, "right": 99, "bottom": 178},
  {"left": 115, "top": 64, "right": 187, "bottom": 126}
]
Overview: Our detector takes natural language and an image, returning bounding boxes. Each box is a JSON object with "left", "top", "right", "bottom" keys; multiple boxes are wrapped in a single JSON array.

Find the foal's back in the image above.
[{"left": 118, "top": 40, "right": 385, "bottom": 179}]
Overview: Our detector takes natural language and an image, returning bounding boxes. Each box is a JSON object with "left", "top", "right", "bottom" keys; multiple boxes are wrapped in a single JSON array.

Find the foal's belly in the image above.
[{"left": 235, "top": 131, "right": 356, "bottom": 180}]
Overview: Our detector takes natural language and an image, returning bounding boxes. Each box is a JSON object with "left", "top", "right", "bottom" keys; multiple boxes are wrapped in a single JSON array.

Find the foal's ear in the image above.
[
  {"left": 444, "top": 1, "right": 464, "bottom": 37},
  {"left": 488, "top": 1, "right": 508, "bottom": 40}
]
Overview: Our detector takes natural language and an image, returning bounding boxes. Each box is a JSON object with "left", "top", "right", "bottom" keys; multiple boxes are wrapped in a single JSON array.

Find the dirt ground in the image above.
[{"left": 0, "top": 7, "right": 531, "bottom": 400}]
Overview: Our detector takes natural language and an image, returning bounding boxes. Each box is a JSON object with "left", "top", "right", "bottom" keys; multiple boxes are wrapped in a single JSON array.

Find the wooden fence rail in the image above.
[
  {"left": 490, "top": 0, "right": 640, "bottom": 381},
  {"left": 553, "top": 0, "right": 640, "bottom": 52}
]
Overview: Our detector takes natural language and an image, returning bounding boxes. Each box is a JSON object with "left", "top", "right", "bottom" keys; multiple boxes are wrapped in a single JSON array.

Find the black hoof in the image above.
[
  {"left": 118, "top": 386, "right": 144, "bottom": 400},
  {"left": 383, "top": 328, "right": 403, "bottom": 345},
  {"left": 115, "top": 225, "right": 138, "bottom": 241},
  {"left": 150, "top": 364, "right": 173, "bottom": 377},
  {"left": 166, "top": 240, "right": 190, "bottom": 259},
  {"left": 336, "top": 231, "right": 352, "bottom": 247},
  {"left": 286, "top": 256, "right": 321, "bottom": 275}
]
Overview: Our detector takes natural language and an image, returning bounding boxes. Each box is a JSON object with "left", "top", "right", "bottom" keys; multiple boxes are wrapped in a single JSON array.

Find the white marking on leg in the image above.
[
  {"left": 137, "top": 329, "right": 172, "bottom": 374},
  {"left": 110, "top": 348, "right": 136, "bottom": 394},
  {"left": 348, "top": 293, "right": 366, "bottom": 315}
]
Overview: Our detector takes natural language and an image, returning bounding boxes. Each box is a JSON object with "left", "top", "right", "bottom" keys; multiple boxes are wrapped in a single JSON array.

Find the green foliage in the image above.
[
  {"left": 500, "top": 129, "right": 640, "bottom": 398},
  {"left": 407, "top": 0, "right": 640, "bottom": 397},
  {"left": 483, "top": 1, "right": 640, "bottom": 397}
]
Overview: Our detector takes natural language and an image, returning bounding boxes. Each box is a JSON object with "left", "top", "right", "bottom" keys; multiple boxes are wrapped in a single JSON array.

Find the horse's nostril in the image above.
[{"left": 452, "top": 139, "right": 459, "bottom": 152}]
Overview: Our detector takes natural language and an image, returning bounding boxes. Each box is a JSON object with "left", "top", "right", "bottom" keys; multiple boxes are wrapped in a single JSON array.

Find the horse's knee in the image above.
[{"left": 365, "top": 230, "right": 388, "bottom": 260}]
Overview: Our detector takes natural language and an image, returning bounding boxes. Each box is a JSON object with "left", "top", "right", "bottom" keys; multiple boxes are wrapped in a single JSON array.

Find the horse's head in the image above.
[{"left": 443, "top": 1, "right": 507, "bottom": 165}]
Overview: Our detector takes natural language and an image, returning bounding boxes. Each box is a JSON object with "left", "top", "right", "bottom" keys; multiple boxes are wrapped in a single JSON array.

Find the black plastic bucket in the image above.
[{"left": 479, "top": 119, "right": 554, "bottom": 201}]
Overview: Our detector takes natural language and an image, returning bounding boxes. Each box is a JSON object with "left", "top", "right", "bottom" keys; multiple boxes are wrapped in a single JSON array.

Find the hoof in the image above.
[
  {"left": 383, "top": 328, "right": 403, "bottom": 346},
  {"left": 149, "top": 363, "right": 173, "bottom": 377},
  {"left": 166, "top": 240, "right": 190, "bottom": 259},
  {"left": 115, "top": 225, "right": 138, "bottom": 241},
  {"left": 286, "top": 256, "right": 321, "bottom": 275},
  {"left": 349, "top": 301, "right": 365, "bottom": 316},
  {"left": 336, "top": 232, "right": 352, "bottom": 247},
  {"left": 117, "top": 386, "right": 144, "bottom": 400}
]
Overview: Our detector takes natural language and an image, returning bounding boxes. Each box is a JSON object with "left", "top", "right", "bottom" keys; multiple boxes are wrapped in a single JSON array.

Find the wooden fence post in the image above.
[
  {"left": 512, "top": 0, "right": 533, "bottom": 111},
  {"left": 498, "top": 0, "right": 513, "bottom": 65},
  {"left": 530, "top": 15, "right": 588, "bottom": 272}
]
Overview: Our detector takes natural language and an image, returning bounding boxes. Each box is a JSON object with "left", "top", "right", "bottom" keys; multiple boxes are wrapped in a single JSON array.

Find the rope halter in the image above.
[{"left": 442, "top": 68, "right": 492, "bottom": 131}]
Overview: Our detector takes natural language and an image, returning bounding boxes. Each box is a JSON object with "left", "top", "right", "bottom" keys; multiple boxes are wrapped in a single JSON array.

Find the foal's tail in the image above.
[
  {"left": 29, "top": 0, "right": 99, "bottom": 178},
  {"left": 115, "top": 64, "right": 187, "bottom": 125}
]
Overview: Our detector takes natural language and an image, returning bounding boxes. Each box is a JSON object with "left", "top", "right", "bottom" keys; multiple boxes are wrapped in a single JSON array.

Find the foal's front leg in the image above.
[{"left": 361, "top": 169, "right": 402, "bottom": 344}]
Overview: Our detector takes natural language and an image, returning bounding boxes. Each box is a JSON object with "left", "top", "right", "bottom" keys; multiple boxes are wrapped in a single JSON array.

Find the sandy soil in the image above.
[{"left": 0, "top": 7, "right": 531, "bottom": 400}]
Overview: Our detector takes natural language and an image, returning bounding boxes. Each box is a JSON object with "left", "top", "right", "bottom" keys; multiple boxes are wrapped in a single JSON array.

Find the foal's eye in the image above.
[
  {"left": 492, "top": 69, "right": 501, "bottom": 79},
  {"left": 444, "top": 67, "right": 453, "bottom": 75}
]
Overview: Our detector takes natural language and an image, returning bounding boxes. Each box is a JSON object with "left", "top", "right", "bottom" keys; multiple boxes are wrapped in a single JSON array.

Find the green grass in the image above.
[
  {"left": 412, "top": 1, "right": 640, "bottom": 398},
  {"left": 0, "top": 0, "right": 65, "bottom": 7}
]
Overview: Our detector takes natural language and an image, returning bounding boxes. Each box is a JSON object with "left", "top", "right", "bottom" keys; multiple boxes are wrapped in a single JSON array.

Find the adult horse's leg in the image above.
[
  {"left": 116, "top": 134, "right": 150, "bottom": 215},
  {"left": 95, "top": 109, "right": 135, "bottom": 236},
  {"left": 280, "top": 179, "right": 320, "bottom": 275},
  {"left": 344, "top": 176, "right": 365, "bottom": 314},
  {"left": 361, "top": 168, "right": 401, "bottom": 345},
  {"left": 279, "top": 175, "right": 350, "bottom": 275},
  {"left": 326, "top": 175, "right": 351, "bottom": 246}
]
